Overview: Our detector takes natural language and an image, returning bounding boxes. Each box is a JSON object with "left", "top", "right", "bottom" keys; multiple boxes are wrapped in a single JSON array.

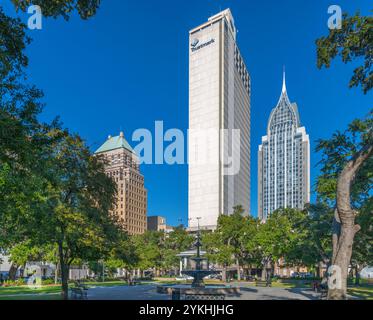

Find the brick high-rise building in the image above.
[{"left": 95, "top": 132, "right": 147, "bottom": 235}]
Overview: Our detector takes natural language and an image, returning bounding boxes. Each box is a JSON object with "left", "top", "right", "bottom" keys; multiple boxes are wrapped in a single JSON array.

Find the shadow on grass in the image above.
[{"left": 348, "top": 286, "right": 373, "bottom": 300}]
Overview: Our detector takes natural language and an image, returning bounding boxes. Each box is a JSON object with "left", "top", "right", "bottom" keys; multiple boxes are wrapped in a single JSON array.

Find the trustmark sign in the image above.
[{"left": 190, "top": 38, "right": 215, "bottom": 52}]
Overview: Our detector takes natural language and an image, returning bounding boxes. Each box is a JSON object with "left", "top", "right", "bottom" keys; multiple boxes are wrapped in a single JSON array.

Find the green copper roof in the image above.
[{"left": 95, "top": 133, "right": 134, "bottom": 154}]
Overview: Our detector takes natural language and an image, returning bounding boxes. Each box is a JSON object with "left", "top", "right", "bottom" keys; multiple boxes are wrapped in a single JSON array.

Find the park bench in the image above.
[
  {"left": 319, "top": 287, "right": 328, "bottom": 300},
  {"left": 70, "top": 281, "right": 88, "bottom": 299},
  {"left": 313, "top": 281, "right": 328, "bottom": 299},
  {"left": 128, "top": 278, "right": 141, "bottom": 286},
  {"left": 127, "top": 278, "right": 141, "bottom": 286},
  {"left": 256, "top": 279, "right": 271, "bottom": 287}
]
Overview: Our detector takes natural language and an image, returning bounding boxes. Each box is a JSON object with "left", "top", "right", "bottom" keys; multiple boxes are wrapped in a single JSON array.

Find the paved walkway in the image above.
[
  {"left": 225, "top": 286, "right": 319, "bottom": 300},
  {"left": 86, "top": 284, "right": 319, "bottom": 300},
  {"left": 87, "top": 284, "right": 170, "bottom": 300}
]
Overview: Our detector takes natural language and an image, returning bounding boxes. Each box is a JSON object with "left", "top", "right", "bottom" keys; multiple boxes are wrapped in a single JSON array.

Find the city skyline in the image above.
[{"left": 2, "top": 0, "right": 371, "bottom": 226}]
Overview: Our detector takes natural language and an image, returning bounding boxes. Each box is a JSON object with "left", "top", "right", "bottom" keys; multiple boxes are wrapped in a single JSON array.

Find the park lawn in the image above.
[
  {"left": 348, "top": 285, "right": 373, "bottom": 300},
  {"left": 0, "top": 280, "right": 129, "bottom": 300},
  {"left": 0, "top": 285, "right": 62, "bottom": 300},
  {"left": 0, "top": 293, "right": 62, "bottom": 300},
  {"left": 271, "top": 280, "right": 312, "bottom": 289},
  {"left": 85, "top": 280, "right": 129, "bottom": 287},
  {"left": 0, "top": 285, "right": 61, "bottom": 296}
]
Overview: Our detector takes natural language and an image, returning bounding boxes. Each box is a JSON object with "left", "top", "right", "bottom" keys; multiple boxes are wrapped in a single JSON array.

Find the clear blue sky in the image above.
[{"left": 3, "top": 0, "right": 372, "bottom": 226}]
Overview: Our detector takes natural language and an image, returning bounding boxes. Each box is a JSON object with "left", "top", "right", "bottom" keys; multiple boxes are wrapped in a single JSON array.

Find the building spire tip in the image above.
[{"left": 282, "top": 66, "right": 286, "bottom": 94}]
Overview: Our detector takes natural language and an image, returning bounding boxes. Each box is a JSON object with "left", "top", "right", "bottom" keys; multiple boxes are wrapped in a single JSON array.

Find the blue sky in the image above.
[{"left": 3, "top": 0, "right": 372, "bottom": 226}]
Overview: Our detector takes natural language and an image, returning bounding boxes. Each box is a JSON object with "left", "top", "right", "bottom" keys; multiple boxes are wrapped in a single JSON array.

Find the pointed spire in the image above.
[
  {"left": 275, "top": 66, "right": 290, "bottom": 107},
  {"left": 282, "top": 65, "right": 286, "bottom": 94}
]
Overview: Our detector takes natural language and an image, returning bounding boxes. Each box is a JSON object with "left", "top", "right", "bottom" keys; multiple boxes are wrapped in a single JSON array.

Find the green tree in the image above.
[
  {"left": 351, "top": 198, "right": 373, "bottom": 285},
  {"left": 316, "top": 111, "right": 372, "bottom": 299},
  {"left": 0, "top": 7, "right": 65, "bottom": 260},
  {"left": 133, "top": 231, "right": 164, "bottom": 277},
  {"left": 316, "top": 12, "right": 372, "bottom": 94},
  {"left": 202, "top": 231, "right": 234, "bottom": 282},
  {"left": 316, "top": 11, "right": 372, "bottom": 299},
  {"left": 203, "top": 208, "right": 261, "bottom": 282},
  {"left": 7, "top": 241, "right": 45, "bottom": 279},
  {"left": 215, "top": 205, "right": 257, "bottom": 281},
  {"left": 11, "top": 0, "right": 101, "bottom": 20},
  {"left": 105, "top": 235, "right": 139, "bottom": 276},
  {"left": 1, "top": 1, "right": 118, "bottom": 299},
  {"left": 15, "top": 132, "right": 122, "bottom": 299},
  {"left": 255, "top": 209, "right": 305, "bottom": 281},
  {"left": 162, "top": 226, "right": 193, "bottom": 273},
  {"left": 274, "top": 205, "right": 333, "bottom": 279}
]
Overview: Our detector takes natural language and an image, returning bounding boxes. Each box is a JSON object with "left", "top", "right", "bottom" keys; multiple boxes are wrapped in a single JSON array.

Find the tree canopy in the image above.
[
  {"left": 11, "top": 0, "right": 101, "bottom": 20},
  {"left": 316, "top": 12, "right": 372, "bottom": 93}
]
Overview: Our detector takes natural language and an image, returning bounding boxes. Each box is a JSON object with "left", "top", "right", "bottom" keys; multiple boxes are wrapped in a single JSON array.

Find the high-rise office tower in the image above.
[
  {"left": 95, "top": 132, "right": 147, "bottom": 235},
  {"left": 258, "top": 72, "right": 310, "bottom": 221},
  {"left": 188, "top": 9, "right": 251, "bottom": 230}
]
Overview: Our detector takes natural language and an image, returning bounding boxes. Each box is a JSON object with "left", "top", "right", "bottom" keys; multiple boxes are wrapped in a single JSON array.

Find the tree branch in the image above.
[{"left": 337, "top": 144, "right": 373, "bottom": 219}]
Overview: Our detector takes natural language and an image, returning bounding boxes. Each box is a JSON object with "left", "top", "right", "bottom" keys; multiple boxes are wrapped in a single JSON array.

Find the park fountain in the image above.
[
  {"left": 156, "top": 221, "right": 240, "bottom": 300},
  {"left": 181, "top": 229, "right": 216, "bottom": 288}
]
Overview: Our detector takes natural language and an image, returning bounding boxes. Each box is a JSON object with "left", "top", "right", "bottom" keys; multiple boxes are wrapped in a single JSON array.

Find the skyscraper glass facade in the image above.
[{"left": 258, "top": 74, "right": 310, "bottom": 221}]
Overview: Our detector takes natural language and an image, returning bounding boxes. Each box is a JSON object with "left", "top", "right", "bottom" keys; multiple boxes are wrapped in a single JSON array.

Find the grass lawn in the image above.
[
  {"left": 0, "top": 293, "right": 62, "bottom": 300},
  {"left": 270, "top": 279, "right": 312, "bottom": 289},
  {"left": 85, "top": 280, "right": 129, "bottom": 287},
  {"left": 0, "top": 285, "right": 61, "bottom": 296},
  {"left": 348, "top": 285, "right": 373, "bottom": 300},
  {"left": 0, "top": 280, "right": 129, "bottom": 300},
  {"left": 0, "top": 285, "right": 62, "bottom": 300}
]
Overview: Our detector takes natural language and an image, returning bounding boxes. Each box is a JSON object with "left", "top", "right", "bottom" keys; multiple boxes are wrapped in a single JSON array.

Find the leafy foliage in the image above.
[
  {"left": 11, "top": 0, "right": 101, "bottom": 20},
  {"left": 316, "top": 109, "right": 373, "bottom": 207},
  {"left": 316, "top": 12, "right": 373, "bottom": 93}
]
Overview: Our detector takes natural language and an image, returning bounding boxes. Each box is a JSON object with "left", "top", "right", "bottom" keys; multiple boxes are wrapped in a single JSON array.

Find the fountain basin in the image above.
[{"left": 157, "top": 284, "right": 240, "bottom": 300}]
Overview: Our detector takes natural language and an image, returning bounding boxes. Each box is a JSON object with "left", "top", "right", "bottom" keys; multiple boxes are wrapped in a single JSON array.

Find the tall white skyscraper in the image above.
[
  {"left": 188, "top": 9, "right": 251, "bottom": 230},
  {"left": 258, "top": 72, "right": 310, "bottom": 221}
]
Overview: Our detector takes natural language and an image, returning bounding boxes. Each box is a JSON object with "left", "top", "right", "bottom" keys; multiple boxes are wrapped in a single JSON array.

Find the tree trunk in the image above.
[
  {"left": 355, "top": 265, "right": 360, "bottom": 286},
  {"left": 236, "top": 259, "right": 241, "bottom": 281},
  {"left": 327, "top": 145, "right": 372, "bottom": 300},
  {"left": 222, "top": 266, "right": 227, "bottom": 282},
  {"left": 8, "top": 262, "right": 18, "bottom": 281},
  {"left": 316, "top": 263, "right": 321, "bottom": 278},
  {"left": 328, "top": 220, "right": 356, "bottom": 299},
  {"left": 261, "top": 267, "right": 266, "bottom": 281},
  {"left": 266, "top": 260, "right": 273, "bottom": 286},
  {"left": 20, "top": 264, "right": 26, "bottom": 278},
  {"left": 55, "top": 262, "right": 59, "bottom": 285},
  {"left": 58, "top": 241, "right": 69, "bottom": 300},
  {"left": 246, "top": 267, "right": 251, "bottom": 280},
  {"left": 60, "top": 263, "right": 70, "bottom": 300}
]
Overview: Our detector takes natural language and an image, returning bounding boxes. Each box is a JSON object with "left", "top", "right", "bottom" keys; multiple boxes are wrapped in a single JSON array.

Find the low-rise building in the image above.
[{"left": 147, "top": 216, "right": 167, "bottom": 232}]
